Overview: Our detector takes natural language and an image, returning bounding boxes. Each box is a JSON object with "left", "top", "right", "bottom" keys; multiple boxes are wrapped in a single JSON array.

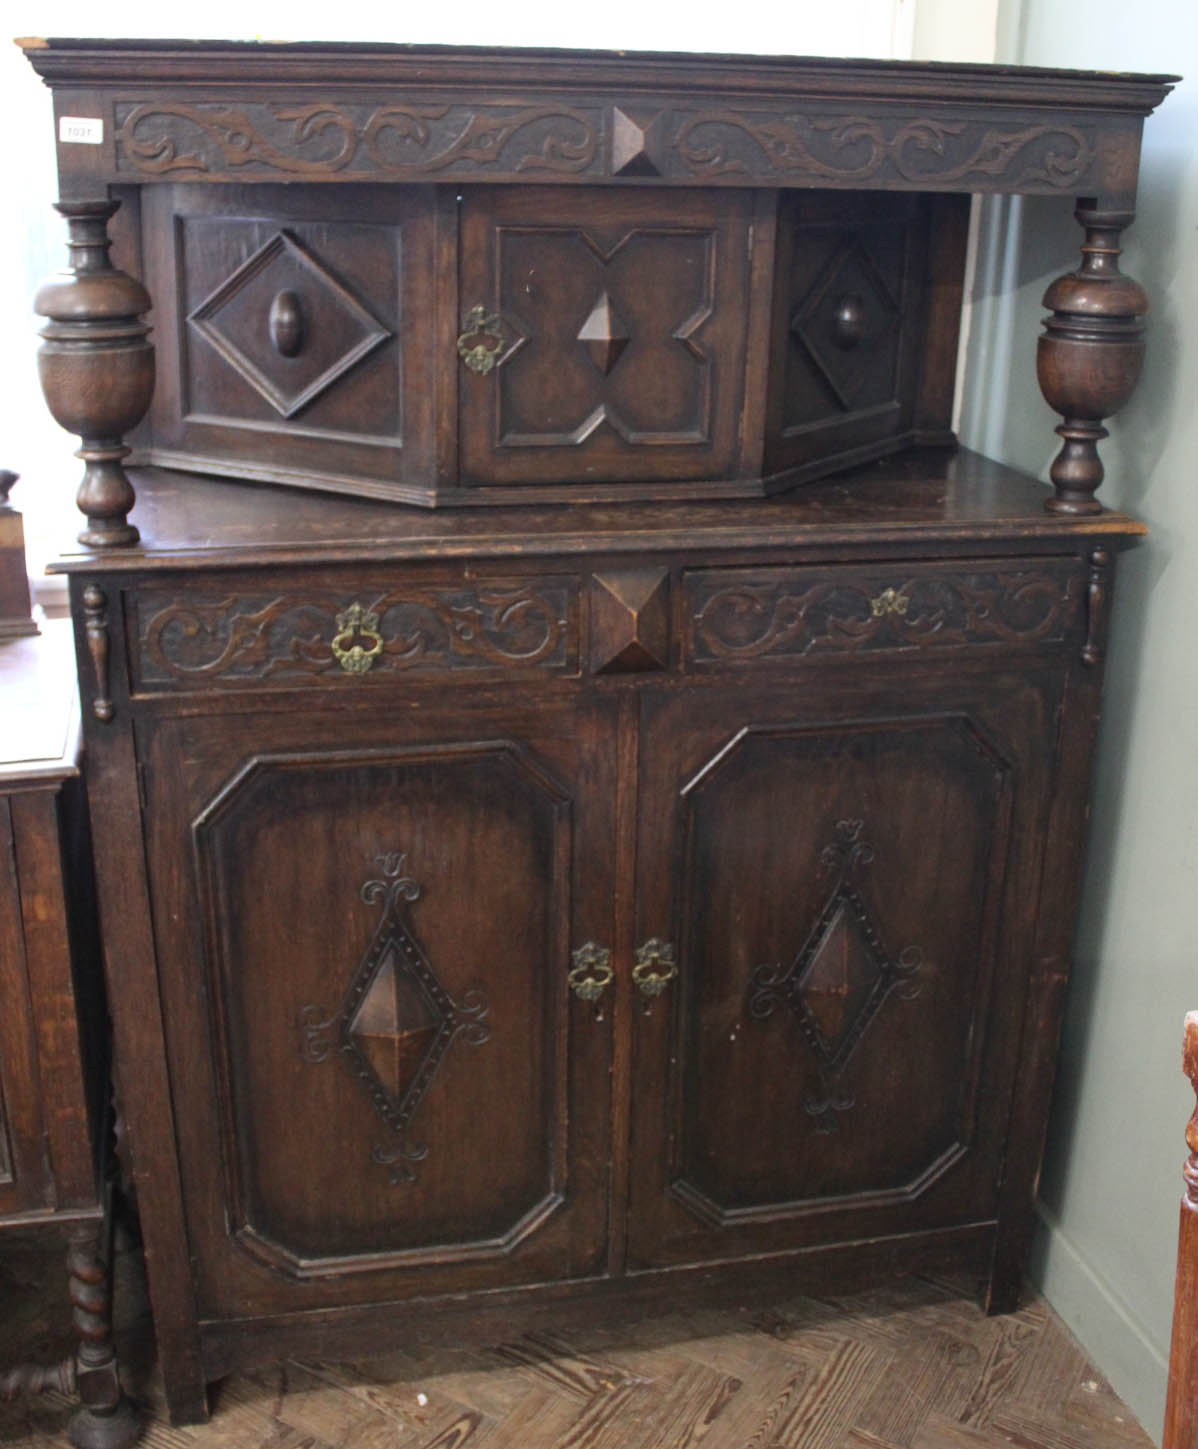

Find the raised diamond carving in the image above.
[
  {"left": 300, "top": 852, "right": 489, "bottom": 1184},
  {"left": 589, "top": 567, "right": 670, "bottom": 674},
  {"left": 610, "top": 106, "right": 665, "bottom": 177},
  {"left": 577, "top": 291, "right": 631, "bottom": 375},
  {"left": 189, "top": 229, "right": 391, "bottom": 418},
  {"left": 749, "top": 820, "right": 921, "bottom": 1133},
  {"left": 790, "top": 239, "right": 899, "bottom": 411}
]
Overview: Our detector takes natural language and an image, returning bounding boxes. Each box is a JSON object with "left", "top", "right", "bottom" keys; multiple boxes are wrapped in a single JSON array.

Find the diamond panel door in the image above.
[
  {"left": 458, "top": 186, "right": 755, "bottom": 488},
  {"left": 139, "top": 694, "right": 616, "bottom": 1320},
  {"left": 626, "top": 668, "right": 1060, "bottom": 1270},
  {"left": 141, "top": 184, "right": 442, "bottom": 502}
]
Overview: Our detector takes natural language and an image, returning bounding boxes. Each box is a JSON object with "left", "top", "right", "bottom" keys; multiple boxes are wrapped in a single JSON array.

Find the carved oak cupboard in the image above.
[{"left": 19, "top": 39, "right": 1173, "bottom": 1425}]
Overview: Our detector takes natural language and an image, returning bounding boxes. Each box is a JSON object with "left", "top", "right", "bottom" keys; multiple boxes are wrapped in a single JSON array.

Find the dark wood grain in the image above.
[
  {"left": 1163, "top": 1013, "right": 1198, "bottom": 1449},
  {"left": 18, "top": 40, "right": 1166, "bottom": 1429},
  {"left": 0, "top": 623, "right": 139, "bottom": 1446}
]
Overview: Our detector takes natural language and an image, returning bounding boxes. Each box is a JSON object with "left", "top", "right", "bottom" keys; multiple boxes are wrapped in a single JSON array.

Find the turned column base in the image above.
[{"left": 1043, "top": 421, "right": 1109, "bottom": 516}]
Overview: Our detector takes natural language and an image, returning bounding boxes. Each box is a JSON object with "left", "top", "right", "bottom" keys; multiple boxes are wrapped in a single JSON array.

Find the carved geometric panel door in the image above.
[
  {"left": 141, "top": 183, "right": 440, "bottom": 501},
  {"left": 139, "top": 696, "right": 617, "bottom": 1318},
  {"left": 626, "top": 672, "right": 1057, "bottom": 1270},
  {"left": 459, "top": 186, "right": 755, "bottom": 487}
]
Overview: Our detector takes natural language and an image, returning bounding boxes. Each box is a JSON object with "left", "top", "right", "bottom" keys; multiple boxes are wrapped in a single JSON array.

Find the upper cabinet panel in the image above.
[
  {"left": 142, "top": 183, "right": 444, "bottom": 504},
  {"left": 458, "top": 187, "right": 757, "bottom": 491}
]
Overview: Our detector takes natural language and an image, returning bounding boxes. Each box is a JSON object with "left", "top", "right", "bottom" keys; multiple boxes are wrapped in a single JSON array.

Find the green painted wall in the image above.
[{"left": 957, "top": 4, "right": 1198, "bottom": 1441}]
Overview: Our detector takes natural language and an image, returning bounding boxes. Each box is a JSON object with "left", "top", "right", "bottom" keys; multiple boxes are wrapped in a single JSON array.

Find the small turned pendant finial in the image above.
[
  {"left": 34, "top": 200, "right": 154, "bottom": 548},
  {"left": 1037, "top": 204, "right": 1147, "bottom": 517}
]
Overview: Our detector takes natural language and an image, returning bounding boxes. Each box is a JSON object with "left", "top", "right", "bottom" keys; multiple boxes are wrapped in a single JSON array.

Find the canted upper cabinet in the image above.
[{"left": 22, "top": 40, "right": 1175, "bottom": 518}]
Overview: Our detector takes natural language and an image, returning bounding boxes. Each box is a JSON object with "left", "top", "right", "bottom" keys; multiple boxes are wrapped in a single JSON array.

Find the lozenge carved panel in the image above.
[{"left": 459, "top": 187, "right": 753, "bottom": 487}]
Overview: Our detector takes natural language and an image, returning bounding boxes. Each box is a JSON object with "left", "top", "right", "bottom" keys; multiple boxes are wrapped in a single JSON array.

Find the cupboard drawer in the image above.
[
  {"left": 683, "top": 558, "right": 1084, "bottom": 667},
  {"left": 130, "top": 573, "right": 581, "bottom": 693}
]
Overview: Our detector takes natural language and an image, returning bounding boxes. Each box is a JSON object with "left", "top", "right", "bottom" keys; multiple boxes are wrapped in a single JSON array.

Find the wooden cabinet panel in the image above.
[
  {"left": 763, "top": 192, "right": 965, "bottom": 481},
  {"left": 459, "top": 187, "right": 756, "bottom": 488},
  {"left": 143, "top": 184, "right": 444, "bottom": 503},
  {"left": 139, "top": 697, "right": 617, "bottom": 1317},
  {"left": 627, "top": 670, "right": 1057, "bottom": 1269}
]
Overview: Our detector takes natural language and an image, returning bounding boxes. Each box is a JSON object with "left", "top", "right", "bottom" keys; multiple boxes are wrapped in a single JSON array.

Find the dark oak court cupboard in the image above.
[{"left": 19, "top": 38, "right": 1174, "bottom": 1424}]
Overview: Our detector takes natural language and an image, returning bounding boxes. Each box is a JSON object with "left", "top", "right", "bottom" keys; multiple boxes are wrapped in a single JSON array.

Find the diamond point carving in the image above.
[
  {"left": 577, "top": 291, "right": 631, "bottom": 375},
  {"left": 611, "top": 106, "right": 665, "bottom": 177},
  {"left": 300, "top": 852, "right": 489, "bottom": 1184},
  {"left": 749, "top": 820, "right": 922, "bottom": 1134},
  {"left": 589, "top": 567, "right": 670, "bottom": 675},
  {"left": 189, "top": 229, "right": 391, "bottom": 418}
]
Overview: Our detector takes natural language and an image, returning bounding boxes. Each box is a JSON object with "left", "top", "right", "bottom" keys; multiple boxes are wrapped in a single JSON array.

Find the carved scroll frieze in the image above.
[
  {"left": 112, "top": 96, "right": 1095, "bottom": 193},
  {"left": 672, "top": 112, "right": 1092, "bottom": 189},
  {"left": 136, "top": 580, "right": 576, "bottom": 686},
  {"left": 115, "top": 100, "right": 600, "bottom": 180},
  {"left": 685, "top": 564, "right": 1078, "bottom": 666},
  {"left": 300, "top": 852, "right": 490, "bottom": 1185},
  {"left": 749, "top": 820, "right": 922, "bottom": 1135}
]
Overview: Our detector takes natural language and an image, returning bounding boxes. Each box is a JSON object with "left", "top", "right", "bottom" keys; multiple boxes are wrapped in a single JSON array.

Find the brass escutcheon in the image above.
[
  {"left": 569, "top": 943, "right": 614, "bottom": 1003},
  {"left": 633, "top": 939, "right": 678, "bottom": 999},
  {"left": 870, "top": 587, "right": 910, "bottom": 619},
  {"left": 457, "top": 305, "right": 507, "bottom": 375},
  {"left": 332, "top": 602, "right": 384, "bottom": 675}
]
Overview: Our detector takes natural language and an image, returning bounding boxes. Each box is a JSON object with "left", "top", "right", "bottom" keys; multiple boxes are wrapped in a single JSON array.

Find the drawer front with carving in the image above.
[
  {"left": 459, "top": 186, "right": 757, "bottom": 488},
  {"left": 142, "top": 184, "right": 442, "bottom": 503},
  {"left": 683, "top": 558, "right": 1084, "bottom": 668},
  {"left": 130, "top": 574, "right": 581, "bottom": 693}
]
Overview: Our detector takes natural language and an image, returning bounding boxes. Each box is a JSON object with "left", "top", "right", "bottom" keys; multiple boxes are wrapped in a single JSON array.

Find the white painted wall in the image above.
[{"left": 955, "top": 5, "right": 1198, "bottom": 1442}]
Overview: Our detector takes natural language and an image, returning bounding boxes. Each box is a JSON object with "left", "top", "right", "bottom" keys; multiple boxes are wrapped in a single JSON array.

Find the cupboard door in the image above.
[
  {"left": 626, "top": 670, "right": 1058, "bottom": 1269},
  {"left": 458, "top": 186, "right": 754, "bottom": 488},
  {"left": 140, "top": 697, "right": 616, "bottom": 1319},
  {"left": 142, "top": 184, "right": 442, "bottom": 503}
]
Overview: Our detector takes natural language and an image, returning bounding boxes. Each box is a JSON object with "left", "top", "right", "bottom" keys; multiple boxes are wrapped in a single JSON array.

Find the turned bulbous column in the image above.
[
  {"left": 1037, "top": 204, "right": 1147, "bottom": 516},
  {"left": 35, "top": 200, "right": 154, "bottom": 548}
]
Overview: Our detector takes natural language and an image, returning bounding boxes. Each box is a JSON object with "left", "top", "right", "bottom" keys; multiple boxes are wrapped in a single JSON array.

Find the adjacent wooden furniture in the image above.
[
  {"left": 19, "top": 39, "right": 1173, "bottom": 1427},
  {"left": 0, "top": 622, "right": 138, "bottom": 1447},
  {"left": 1164, "top": 1012, "right": 1198, "bottom": 1449},
  {"left": 0, "top": 473, "right": 38, "bottom": 640}
]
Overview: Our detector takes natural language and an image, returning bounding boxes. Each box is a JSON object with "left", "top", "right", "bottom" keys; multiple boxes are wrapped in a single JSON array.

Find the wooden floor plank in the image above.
[{"left": 0, "top": 1232, "right": 1156, "bottom": 1449}]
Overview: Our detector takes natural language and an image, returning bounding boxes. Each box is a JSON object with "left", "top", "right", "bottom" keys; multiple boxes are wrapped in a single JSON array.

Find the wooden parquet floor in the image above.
[{"left": 0, "top": 1231, "right": 1151, "bottom": 1449}]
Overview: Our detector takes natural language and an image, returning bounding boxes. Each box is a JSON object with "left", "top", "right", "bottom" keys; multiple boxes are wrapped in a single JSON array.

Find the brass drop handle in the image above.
[
  {"left": 331, "top": 602, "right": 384, "bottom": 675},
  {"left": 633, "top": 939, "right": 678, "bottom": 1003},
  {"left": 569, "top": 943, "right": 614, "bottom": 1004},
  {"left": 870, "top": 587, "right": 910, "bottom": 619},
  {"left": 457, "top": 305, "right": 507, "bottom": 375}
]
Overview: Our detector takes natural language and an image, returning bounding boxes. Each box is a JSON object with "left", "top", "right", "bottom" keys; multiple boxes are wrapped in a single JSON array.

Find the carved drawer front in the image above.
[
  {"left": 142, "top": 184, "right": 440, "bottom": 503},
  {"left": 132, "top": 574, "right": 580, "bottom": 691},
  {"left": 683, "top": 557, "right": 1083, "bottom": 667},
  {"left": 459, "top": 186, "right": 755, "bottom": 488}
]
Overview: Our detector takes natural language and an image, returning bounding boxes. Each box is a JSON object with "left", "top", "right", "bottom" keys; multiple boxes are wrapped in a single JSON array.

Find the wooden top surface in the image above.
[
  {"left": 17, "top": 39, "right": 1176, "bottom": 107},
  {"left": 0, "top": 620, "right": 80, "bottom": 785},
  {"left": 49, "top": 449, "right": 1146, "bottom": 576}
]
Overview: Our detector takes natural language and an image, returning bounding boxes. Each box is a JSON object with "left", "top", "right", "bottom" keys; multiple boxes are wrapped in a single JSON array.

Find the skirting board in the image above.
[{"left": 1030, "top": 1200, "right": 1169, "bottom": 1445}]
